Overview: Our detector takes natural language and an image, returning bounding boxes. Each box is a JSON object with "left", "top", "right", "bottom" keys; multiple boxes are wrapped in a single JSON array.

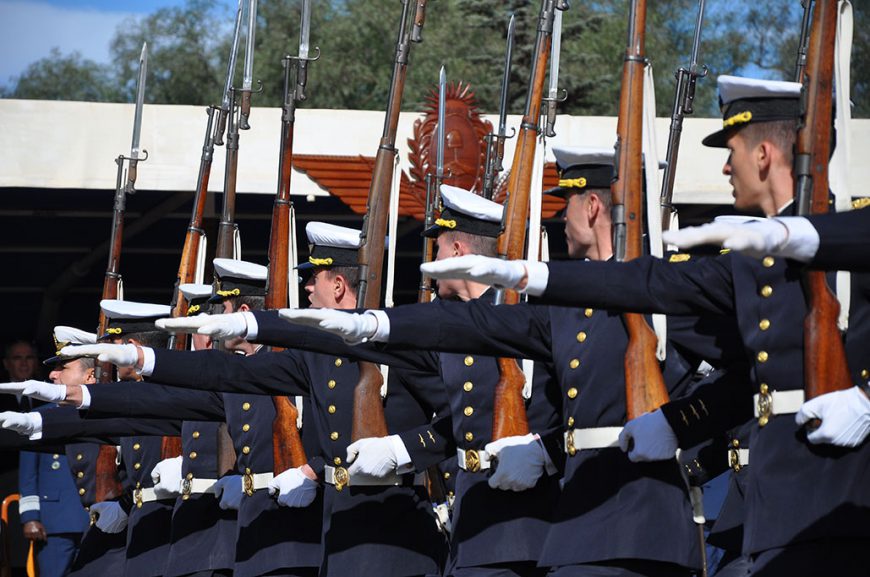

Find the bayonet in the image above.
[
  {"left": 215, "top": 0, "right": 244, "bottom": 146},
  {"left": 659, "top": 0, "right": 707, "bottom": 236},
  {"left": 239, "top": 0, "right": 261, "bottom": 130},
  {"left": 543, "top": 8, "right": 566, "bottom": 137},
  {"left": 794, "top": 0, "right": 814, "bottom": 81},
  {"left": 481, "top": 14, "right": 515, "bottom": 200},
  {"left": 125, "top": 42, "right": 148, "bottom": 194}
]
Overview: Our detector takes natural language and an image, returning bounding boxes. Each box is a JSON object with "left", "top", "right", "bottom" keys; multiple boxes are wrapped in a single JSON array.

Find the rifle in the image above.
[
  {"left": 611, "top": 0, "right": 671, "bottom": 420},
  {"left": 794, "top": 0, "right": 815, "bottom": 82},
  {"left": 95, "top": 43, "right": 149, "bottom": 502},
  {"left": 212, "top": 94, "right": 243, "bottom": 476},
  {"left": 271, "top": 0, "right": 318, "bottom": 476},
  {"left": 659, "top": 0, "right": 707, "bottom": 236},
  {"left": 418, "top": 66, "right": 447, "bottom": 303},
  {"left": 159, "top": 108, "right": 222, "bottom": 462},
  {"left": 214, "top": 0, "right": 245, "bottom": 146},
  {"left": 238, "top": 0, "right": 262, "bottom": 130},
  {"left": 794, "top": 0, "right": 852, "bottom": 402},
  {"left": 481, "top": 14, "right": 516, "bottom": 201},
  {"left": 354, "top": 0, "right": 428, "bottom": 441},
  {"left": 491, "top": 0, "right": 567, "bottom": 441}
]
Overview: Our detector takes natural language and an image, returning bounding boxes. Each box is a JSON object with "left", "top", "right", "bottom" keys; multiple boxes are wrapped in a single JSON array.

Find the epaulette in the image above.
[{"left": 668, "top": 253, "right": 691, "bottom": 263}]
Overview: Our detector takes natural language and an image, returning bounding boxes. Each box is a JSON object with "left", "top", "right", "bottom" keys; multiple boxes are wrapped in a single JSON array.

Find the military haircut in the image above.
[
  {"left": 225, "top": 295, "right": 266, "bottom": 313},
  {"left": 739, "top": 118, "right": 799, "bottom": 165},
  {"left": 125, "top": 330, "right": 169, "bottom": 349},
  {"left": 440, "top": 229, "right": 499, "bottom": 257},
  {"left": 324, "top": 266, "right": 361, "bottom": 296}
]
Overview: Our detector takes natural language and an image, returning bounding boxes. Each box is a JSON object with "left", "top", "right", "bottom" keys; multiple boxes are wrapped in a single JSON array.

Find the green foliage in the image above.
[
  {"left": 0, "top": 48, "right": 118, "bottom": 101},
  {"left": 2, "top": 0, "right": 867, "bottom": 118}
]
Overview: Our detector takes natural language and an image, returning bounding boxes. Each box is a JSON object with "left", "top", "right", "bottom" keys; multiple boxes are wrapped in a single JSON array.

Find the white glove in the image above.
[
  {"left": 346, "top": 436, "right": 402, "bottom": 478},
  {"left": 663, "top": 219, "right": 788, "bottom": 259},
  {"left": 267, "top": 467, "right": 318, "bottom": 508},
  {"left": 214, "top": 475, "right": 244, "bottom": 510},
  {"left": 279, "top": 309, "right": 378, "bottom": 345},
  {"left": 795, "top": 387, "right": 870, "bottom": 448},
  {"left": 485, "top": 434, "right": 546, "bottom": 491},
  {"left": 90, "top": 501, "right": 128, "bottom": 534},
  {"left": 156, "top": 312, "right": 249, "bottom": 340},
  {"left": 618, "top": 409, "right": 679, "bottom": 462},
  {"left": 420, "top": 255, "right": 528, "bottom": 289},
  {"left": 59, "top": 344, "right": 140, "bottom": 368},
  {"left": 150, "top": 456, "right": 183, "bottom": 499},
  {"left": 0, "top": 411, "right": 42, "bottom": 437},
  {"left": 0, "top": 380, "right": 65, "bottom": 403}
]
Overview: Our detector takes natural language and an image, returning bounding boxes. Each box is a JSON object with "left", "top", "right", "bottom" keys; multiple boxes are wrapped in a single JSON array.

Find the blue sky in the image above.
[{"left": 0, "top": 0, "right": 231, "bottom": 87}]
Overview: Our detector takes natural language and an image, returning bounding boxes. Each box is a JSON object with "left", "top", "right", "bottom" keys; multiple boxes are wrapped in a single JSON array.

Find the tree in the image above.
[{"left": 0, "top": 48, "right": 118, "bottom": 101}]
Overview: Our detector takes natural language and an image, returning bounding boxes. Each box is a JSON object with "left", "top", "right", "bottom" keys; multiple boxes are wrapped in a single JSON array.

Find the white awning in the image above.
[{"left": 1, "top": 99, "right": 867, "bottom": 205}]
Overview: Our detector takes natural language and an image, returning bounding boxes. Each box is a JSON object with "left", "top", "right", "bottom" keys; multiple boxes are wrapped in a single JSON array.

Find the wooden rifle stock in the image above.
[
  {"left": 214, "top": 95, "right": 242, "bottom": 476},
  {"left": 94, "top": 156, "right": 128, "bottom": 503},
  {"left": 353, "top": 0, "right": 424, "bottom": 441},
  {"left": 168, "top": 107, "right": 217, "bottom": 351},
  {"left": 270, "top": 55, "right": 308, "bottom": 474},
  {"left": 612, "top": 0, "right": 670, "bottom": 421},
  {"left": 795, "top": 0, "right": 851, "bottom": 401},
  {"left": 491, "top": 0, "right": 565, "bottom": 440}
]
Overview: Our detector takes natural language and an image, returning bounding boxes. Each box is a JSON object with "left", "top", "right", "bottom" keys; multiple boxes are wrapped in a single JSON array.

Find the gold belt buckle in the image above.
[
  {"left": 181, "top": 477, "right": 192, "bottom": 500},
  {"left": 757, "top": 384, "right": 772, "bottom": 427},
  {"left": 242, "top": 472, "right": 254, "bottom": 497},
  {"left": 333, "top": 467, "right": 349, "bottom": 491},
  {"left": 566, "top": 429, "right": 577, "bottom": 457},
  {"left": 727, "top": 439, "right": 742, "bottom": 472},
  {"left": 464, "top": 449, "right": 481, "bottom": 473},
  {"left": 133, "top": 487, "right": 143, "bottom": 509}
]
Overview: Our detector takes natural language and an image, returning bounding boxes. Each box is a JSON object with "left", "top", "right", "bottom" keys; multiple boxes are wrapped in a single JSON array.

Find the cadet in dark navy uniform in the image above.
[
  {"left": 260, "top": 203, "right": 564, "bottom": 577},
  {"left": 82, "top": 225, "right": 452, "bottom": 577},
  {"left": 281, "top": 167, "right": 720, "bottom": 576},
  {"left": 414, "top": 75, "right": 870, "bottom": 577}
]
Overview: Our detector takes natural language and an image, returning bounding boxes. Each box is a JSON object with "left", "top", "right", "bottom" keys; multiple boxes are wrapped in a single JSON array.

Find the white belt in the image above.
[
  {"left": 132, "top": 487, "right": 174, "bottom": 508},
  {"left": 564, "top": 427, "right": 623, "bottom": 454},
  {"left": 242, "top": 472, "right": 274, "bottom": 496},
  {"left": 727, "top": 448, "right": 750, "bottom": 471},
  {"left": 323, "top": 466, "right": 425, "bottom": 490},
  {"left": 753, "top": 389, "right": 805, "bottom": 422},
  {"left": 457, "top": 448, "right": 493, "bottom": 472},
  {"left": 181, "top": 477, "right": 218, "bottom": 498}
]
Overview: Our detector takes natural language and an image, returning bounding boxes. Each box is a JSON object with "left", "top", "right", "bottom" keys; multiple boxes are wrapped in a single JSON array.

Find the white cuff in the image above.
[
  {"left": 367, "top": 310, "right": 391, "bottom": 342},
  {"left": 775, "top": 216, "right": 820, "bottom": 263},
  {"left": 19, "top": 495, "right": 40, "bottom": 513},
  {"left": 521, "top": 261, "right": 550, "bottom": 296},
  {"left": 28, "top": 412, "right": 43, "bottom": 441},
  {"left": 140, "top": 346, "right": 156, "bottom": 377},
  {"left": 389, "top": 434, "right": 414, "bottom": 473},
  {"left": 78, "top": 386, "right": 92, "bottom": 410},
  {"left": 242, "top": 311, "right": 258, "bottom": 340}
]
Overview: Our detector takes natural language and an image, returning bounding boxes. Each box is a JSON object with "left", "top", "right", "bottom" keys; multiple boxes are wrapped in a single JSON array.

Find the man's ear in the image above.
[
  {"left": 237, "top": 303, "right": 251, "bottom": 313},
  {"left": 452, "top": 239, "right": 465, "bottom": 257},
  {"left": 757, "top": 140, "right": 774, "bottom": 172},
  {"left": 83, "top": 367, "right": 96, "bottom": 385},
  {"left": 125, "top": 338, "right": 142, "bottom": 347},
  {"left": 333, "top": 273, "right": 347, "bottom": 302}
]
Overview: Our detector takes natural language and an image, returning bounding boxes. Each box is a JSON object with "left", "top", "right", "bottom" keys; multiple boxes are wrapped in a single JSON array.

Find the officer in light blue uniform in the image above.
[{"left": 18, "top": 327, "right": 92, "bottom": 577}]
